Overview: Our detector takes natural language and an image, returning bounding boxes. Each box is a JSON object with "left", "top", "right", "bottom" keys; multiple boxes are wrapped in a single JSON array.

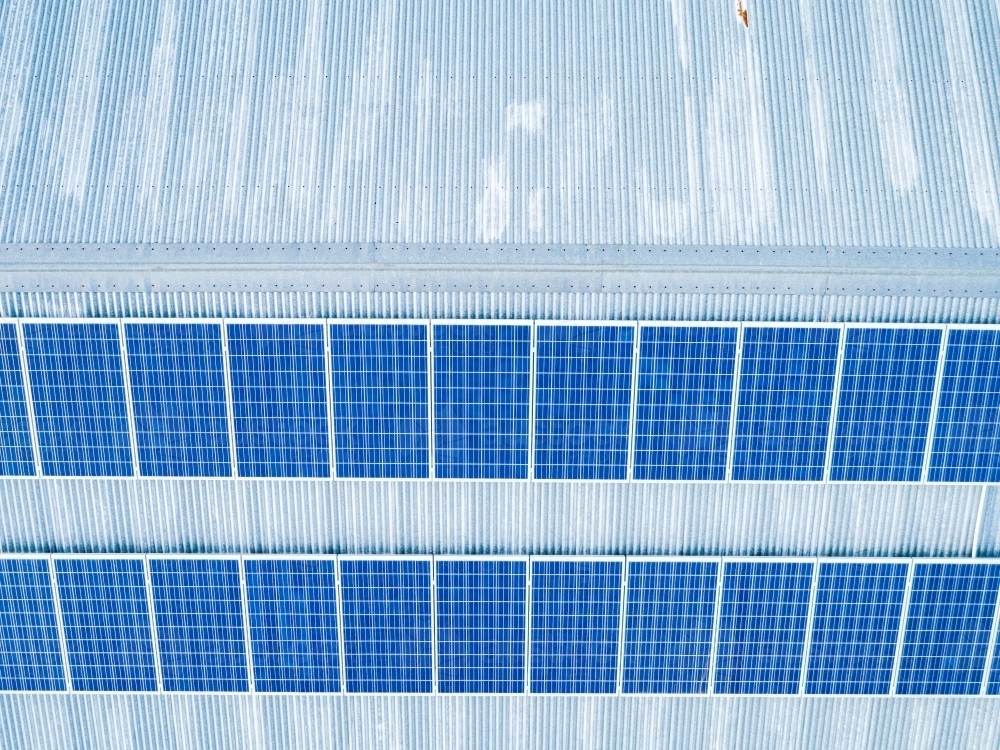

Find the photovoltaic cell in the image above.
[
  {"left": 622, "top": 561, "right": 717, "bottom": 693},
  {"left": 897, "top": 563, "right": 1000, "bottom": 695},
  {"left": 149, "top": 558, "right": 248, "bottom": 692},
  {"left": 0, "top": 324, "right": 34, "bottom": 476},
  {"left": 244, "top": 558, "right": 340, "bottom": 693},
  {"left": 534, "top": 326, "right": 634, "bottom": 480},
  {"left": 831, "top": 328, "right": 941, "bottom": 481},
  {"left": 529, "top": 560, "right": 622, "bottom": 693},
  {"left": 715, "top": 561, "right": 813, "bottom": 694},
  {"left": 54, "top": 558, "right": 157, "bottom": 691},
  {"left": 433, "top": 325, "right": 530, "bottom": 479},
  {"left": 436, "top": 559, "right": 527, "bottom": 693},
  {"left": 633, "top": 327, "right": 736, "bottom": 480},
  {"left": 22, "top": 323, "right": 132, "bottom": 476},
  {"left": 339, "top": 559, "right": 432, "bottom": 693},
  {"left": 329, "top": 324, "right": 429, "bottom": 478},
  {"left": 732, "top": 328, "right": 838, "bottom": 481},
  {"left": 125, "top": 323, "right": 231, "bottom": 477},
  {"left": 227, "top": 324, "right": 329, "bottom": 478},
  {"left": 0, "top": 559, "right": 64, "bottom": 690},
  {"left": 805, "top": 562, "right": 908, "bottom": 694},
  {"left": 929, "top": 329, "right": 1000, "bottom": 482}
]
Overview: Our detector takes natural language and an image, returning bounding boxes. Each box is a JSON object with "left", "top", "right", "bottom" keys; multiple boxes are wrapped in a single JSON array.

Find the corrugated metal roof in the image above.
[
  {"left": 0, "top": 479, "right": 985, "bottom": 558},
  {"left": 0, "top": 694, "right": 998, "bottom": 750},
  {"left": 0, "top": 0, "right": 998, "bottom": 247}
]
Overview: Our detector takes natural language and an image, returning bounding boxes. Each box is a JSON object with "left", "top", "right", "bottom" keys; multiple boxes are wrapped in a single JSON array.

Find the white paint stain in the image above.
[
  {"left": 475, "top": 159, "right": 509, "bottom": 242},
  {"left": 56, "top": 0, "right": 112, "bottom": 206},
  {"left": 505, "top": 100, "right": 545, "bottom": 134},
  {"left": 865, "top": 0, "right": 920, "bottom": 191},
  {"left": 940, "top": 0, "right": 1000, "bottom": 241}
]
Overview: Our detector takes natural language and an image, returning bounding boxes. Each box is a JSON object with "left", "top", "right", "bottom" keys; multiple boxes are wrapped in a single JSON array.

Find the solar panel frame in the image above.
[
  {"left": 51, "top": 554, "right": 158, "bottom": 692},
  {"left": 804, "top": 558, "right": 910, "bottom": 695},
  {"left": 0, "top": 553, "right": 67, "bottom": 692},
  {"left": 431, "top": 322, "right": 534, "bottom": 480},
  {"left": 124, "top": 320, "right": 232, "bottom": 478},
  {"left": 732, "top": 323, "right": 841, "bottom": 482},
  {"left": 829, "top": 324, "right": 945, "bottom": 482},
  {"left": 621, "top": 555, "right": 721, "bottom": 694},
  {"left": 920, "top": 329, "right": 949, "bottom": 482},
  {"left": 895, "top": 559, "right": 1000, "bottom": 695},
  {"left": 115, "top": 322, "right": 142, "bottom": 477},
  {"left": 219, "top": 322, "right": 240, "bottom": 477},
  {"left": 713, "top": 557, "right": 815, "bottom": 694},
  {"left": 821, "top": 327, "right": 848, "bottom": 481},
  {"left": 226, "top": 320, "right": 331, "bottom": 479},
  {"left": 241, "top": 555, "right": 345, "bottom": 694},
  {"left": 985, "top": 585, "right": 1000, "bottom": 695},
  {"left": 0, "top": 322, "right": 37, "bottom": 477},
  {"left": 633, "top": 322, "right": 740, "bottom": 481},
  {"left": 21, "top": 320, "right": 135, "bottom": 477},
  {"left": 532, "top": 322, "right": 636, "bottom": 480},
  {"left": 928, "top": 325, "right": 1000, "bottom": 483},
  {"left": 328, "top": 320, "right": 431, "bottom": 480},
  {"left": 528, "top": 555, "right": 625, "bottom": 694},
  {"left": 337, "top": 555, "right": 434, "bottom": 694},
  {"left": 142, "top": 557, "right": 164, "bottom": 691},
  {"left": 146, "top": 555, "right": 250, "bottom": 693},
  {"left": 434, "top": 555, "right": 529, "bottom": 694}
]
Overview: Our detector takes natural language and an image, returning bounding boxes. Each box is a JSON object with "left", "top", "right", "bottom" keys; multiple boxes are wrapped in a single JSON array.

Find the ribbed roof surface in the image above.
[{"left": 1, "top": 0, "right": 998, "bottom": 247}]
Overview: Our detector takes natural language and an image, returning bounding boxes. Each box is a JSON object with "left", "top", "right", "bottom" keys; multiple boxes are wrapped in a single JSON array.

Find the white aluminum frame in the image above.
[
  {"left": 889, "top": 561, "right": 916, "bottom": 695},
  {"left": 822, "top": 325, "right": 848, "bottom": 481},
  {"left": 799, "top": 559, "right": 821, "bottom": 694},
  {"left": 116, "top": 321, "right": 142, "bottom": 477},
  {"left": 46, "top": 556, "right": 73, "bottom": 692},
  {"left": 220, "top": 320, "right": 240, "bottom": 477},
  {"left": 13, "top": 320, "right": 42, "bottom": 476},
  {"left": 921, "top": 326, "right": 950, "bottom": 483},
  {"left": 982, "top": 584, "right": 1000, "bottom": 696}
]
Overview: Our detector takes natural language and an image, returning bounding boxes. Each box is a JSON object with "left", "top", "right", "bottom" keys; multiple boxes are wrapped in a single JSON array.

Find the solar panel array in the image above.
[
  {"left": 2, "top": 556, "right": 998, "bottom": 695},
  {"left": 2, "top": 322, "right": 1000, "bottom": 481}
]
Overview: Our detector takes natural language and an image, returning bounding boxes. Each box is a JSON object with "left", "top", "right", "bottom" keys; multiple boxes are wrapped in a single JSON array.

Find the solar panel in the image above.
[
  {"left": 0, "top": 559, "right": 65, "bottom": 690},
  {"left": 244, "top": 558, "right": 340, "bottom": 693},
  {"left": 329, "top": 324, "right": 429, "bottom": 478},
  {"left": 990, "top": 632, "right": 1000, "bottom": 695},
  {"left": 534, "top": 326, "right": 634, "bottom": 480},
  {"left": 54, "top": 558, "right": 157, "bottom": 691},
  {"left": 714, "top": 561, "right": 813, "bottom": 694},
  {"left": 633, "top": 327, "right": 737, "bottom": 480},
  {"left": 928, "top": 328, "right": 1000, "bottom": 482},
  {"left": 622, "top": 560, "right": 717, "bottom": 693},
  {"left": 432, "top": 325, "right": 530, "bottom": 479},
  {"left": 148, "top": 558, "right": 248, "bottom": 692},
  {"left": 896, "top": 563, "right": 1000, "bottom": 695},
  {"left": 732, "top": 328, "right": 839, "bottom": 481},
  {"left": 831, "top": 328, "right": 941, "bottom": 481},
  {"left": 0, "top": 325, "right": 34, "bottom": 476},
  {"left": 805, "top": 562, "right": 908, "bottom": 694},
  {"left": 124, "top": 323, "right": 231, "bottom": 477},
  {"left": 226, "top": 324, "right": 330, "bottom": 478},
  {"left": 22, "top": 323, "right": 133, "bottom": 476},
  {"left": 436, "top": 559, "right": 527, "bottom": 693},
  {"left": 529, "top": 559, "right": 622, "bottom": 693},
  {"left": 339, "top": 559, "right": 432, "bottom": 692}
]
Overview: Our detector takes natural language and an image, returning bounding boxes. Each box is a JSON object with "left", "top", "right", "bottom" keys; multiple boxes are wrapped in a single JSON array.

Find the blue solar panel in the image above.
[
  {"left": 633, "top": 327, "right": 737, "bottom": 480},
  {"left": 831, "top": 328, "right": 941, "bottom": 481},
  {"left": 0, "top": 559, "right": 64, "bottom": 690},
  {"left": 149, "top": 558, "right": 248, "bottom": 692},
  {"left": 732, "top": 328, "right": 838, "bottom": 481},
  {"left": 805, "top": 562, "right": 907, "bottom": 695},
  {"left": 227, "top": 324, "right": 329, "bottom": 478},
  {"left": 329, "top": 324, "right": 429, "bottom": 478},
  {"left": 714, "top": 561, "right": 813, "bottom": 694},
  {"left": 0, "top": 325, "right": 34, "bottom": 476},
  {"left": 339, "top": 559, "right": 432, "bottom": 692},
  {"left": 990, "top": 632, "right": 1000, "bottom": 695},
  {"left": 896, "top": 563, "right": 1000, "bottom": 695},
  {"left": 244, "top": 558, "right": 340, "bottom": 693},
  {"left": 22, "top": 323, "right": 132, "bottom": 476},
  {"left": 534, "top": 326, "right": 634, "bottom": 480},
  {"left": 529, "top": 560, "right": 622, "bottom": 693},
  {"left": 436, "top": 559, "right": 527, "bottom": 693},
  {"left": 125, "top": 323, "right": 230, "bottom": 477},
  {"left": 54, "top": 558, "right": 157, "bottom": 691},
  {"left": 929, "top": 329, "right": 1000, "bottom": 482},
  {"left": 622, "top": 560, "right": 717, "bottom": 693},
  {"left": 433, "top": 325, "right": 530, "bottom": 479}
]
